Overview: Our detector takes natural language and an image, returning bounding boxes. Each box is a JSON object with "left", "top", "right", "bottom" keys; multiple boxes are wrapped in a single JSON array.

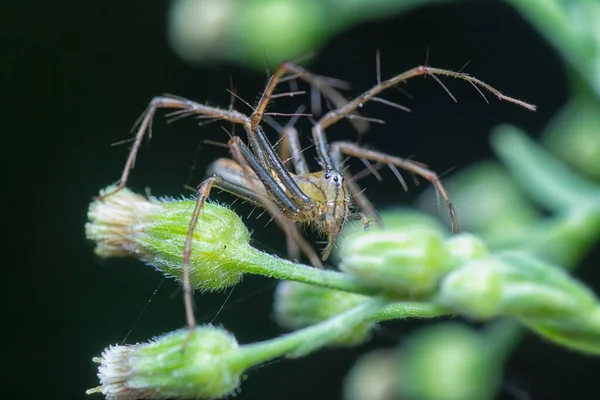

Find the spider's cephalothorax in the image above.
[
  {"left": 100, "top": 61, "right": 536, "bottom": 332},
  {"left": 292, "top": 169, "right": 351, "bottom": 258}
]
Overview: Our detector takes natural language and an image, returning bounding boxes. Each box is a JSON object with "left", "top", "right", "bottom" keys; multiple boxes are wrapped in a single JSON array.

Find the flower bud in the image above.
[
  {"left": 543, "top": 97, "right": 600, "bottom": 181},
  {"left": 397, "top": 323, "right": 501, "bottom": 400},
  {"left": 438, "top": 252, "right": 600, "bottom": 353},
  {"left": 343, "top": 349, "right": 398, "bottom": 400},
  {"left": 444, "top": 233, "right": 491, "bottom": 266},
  {"left": 87, "top": 326, "right": 242, "bottom": 399},
  {"left": 86, "top": 186, "right": 256, "bottom": 291},
  {"left": 376, "top": 208, "right": 449, "bottom": 235},
  {"left": 438, "top": 260, "right": 504, "bottom": 320},
  {"left": 274, "top": 281, "right": 372, "bottom": 346},
  {"left": 338, "top": 227, "right": 452, "bottom": 298},
  {"left": 439, "top": 253, "right": 600, "bottom": 321}
]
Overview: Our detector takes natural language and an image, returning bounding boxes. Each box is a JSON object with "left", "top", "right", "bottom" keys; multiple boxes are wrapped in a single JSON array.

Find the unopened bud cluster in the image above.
[
  {"left": 87, "top": 186, "right": 600, "bottom": 399},
  {"left": 338, "top": 225, "right": 490, "bottom": 298}
]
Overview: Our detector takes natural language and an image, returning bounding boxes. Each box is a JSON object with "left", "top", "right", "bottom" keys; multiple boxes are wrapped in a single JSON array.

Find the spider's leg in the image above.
[
  {"left": 331, "top": 141, "right": 459, "bottom": 233},
  {"left": 100, "top": 95, "right": 251, "bottom": 200},
  {"left": 229, "top": 136, "right": 324, "bottom": 268}
]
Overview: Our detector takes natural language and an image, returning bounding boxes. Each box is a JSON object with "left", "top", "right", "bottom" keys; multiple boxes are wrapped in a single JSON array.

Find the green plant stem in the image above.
[
  {"left": 526, "top": 205, "right": 600, "bottom": 267},
  {"left": 242, "top": 251, "right": 380, "bottom": 296},
  {"left": 232, "top": 297, "right": 388, "bottom": 369},
  {"left": 372, "top": 302, "right": 448, "bottom": 322},
  {"left": 491, "top": 125, "right": 600, "bottom": 211},
  {"left": 482, "top": 319, "right": 525, "bottom": 362},
  {"left": 233, "top": 298, "right": 451, "bottom": 371}
]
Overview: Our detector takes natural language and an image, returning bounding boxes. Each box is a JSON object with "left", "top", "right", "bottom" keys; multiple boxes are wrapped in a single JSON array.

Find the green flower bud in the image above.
[
  {"left": 274, "top": 282, "right": 372, "bottom": 346},
  {"left": 86, "top": 186, "right": 254, "bottom": 291},
  {"left": 439, "top": 252, "right": 600, "bottom": 353},
  {"left": 496, "top": 252, "right": 599, "bottom": 319},
  {"left": 380, "top": 208, "right": 449, "bottom": 234},
  {"left": 491, "top": 125, "right": 600, "bottom": 212},
  {"left": 86, "top": 326, "right": 242, "bottom": 399},
  {"left": 87, "top": 299, "right": 388, "bottom": 399},
  {"left": 438, "top": 259, "right": 504, "bottom": 320},
  {"left": 543, "top": 97, "right": 600, "bottom": 181},
  {"left": 233, "top": 0, "right": 327, "bottom": 67},
  {"left": 338, "top": 227, "right": 452, "bottom": 297},
  {"left": 440, "top": 253, "right": 600, "bottom": 321},
  {"left": 444, "top": 233, "right": 491, "bottom": 267},
  {"left": 438, "top": 254, "right": 596, "bottom": 319},
  {"left": 168, "top": 0, "right": 235, "bottom": 64},
  {"left": 397, "top": 323, "right": 501, "bottom": 400},
  {"left": 343, "top": 349, "right": 398, "bottom": 400}
]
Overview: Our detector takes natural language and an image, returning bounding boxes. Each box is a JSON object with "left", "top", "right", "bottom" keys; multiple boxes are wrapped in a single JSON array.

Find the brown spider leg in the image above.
[
  {"left": 286, "top": 64, "right": 535, "bottom": 173},
  {"left": 251, "top": 64, "right": 290, "bottom": 129},
  {"left": 278, "top": 130, "right": 292, "bottom": 171},
  {"left": 251, "top": 126, "right": 315, "bottom": 209},
  {"left": 266, "top": 108, "right": 312, "bottom": 262},
  {"left": 211, "top": 155, "right": 302, "bottom": 262},
  {"left": 298, "top": 63, "right": 535, "bottom": 232},
  {"left": 250, "top": 61, "right": 368, "bottom": 173},
  {"left": 251, "top": 62, "right": 369, "bottom": 134},
  {"left": 229, "top": 137, "right": 324, "bottom": 268},
  {"left": 180, "top": 172, "right": 292, "bottom": 351},
  {"left": 343, "top": 170, "right": 383, "bottom": 229},
  {"left": 181, "top": 147, "right": 324, "bottom": 350},
  {"left": 281, "top": 126, "right": 310, "bottom": 175},
  {"left": 347, "top": 212, "right": 371, "bottom": 230},
  {"left": 99, "top": 95, "right": 253, "bottom": 200},
  {"left": 313, "top": 65, "right": 536, "bottom": 131},
  {"left": 231, "top": 136, "right": 303, "bottom": 214},
  {"left": 270, "top": 105, "right": 309, "bottom": 173},
  {"left": 331, "top": 141, "right": 459, "bottom": 233},
  {"left": 280, "top": 63, "right": 370, "bottom": 135},
  {"left": 278, "top": 125, "right": 311, "bottom": 261},
  {"left": 180, "top": 174, "right": 217, "bottom": 349}
]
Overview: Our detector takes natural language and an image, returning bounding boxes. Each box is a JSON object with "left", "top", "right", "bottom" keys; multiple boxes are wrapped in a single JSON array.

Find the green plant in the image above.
[
  {"left": 85, "top": 1, "right": 600, "bottom": 398},
  {"left": 85, "top": 124, "right": 600, "bottom": 398}
]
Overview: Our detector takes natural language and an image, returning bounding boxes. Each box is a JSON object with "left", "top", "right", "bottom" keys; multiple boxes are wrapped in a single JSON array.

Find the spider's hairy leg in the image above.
[
  {"left": 100, "top": 95, "right": 251, "bottom": 200},
  {"left": 280, "top": 125, "right": 310, "bottom": 175},
  {"left": 278, "top": 125, "right": 311, "bottom": 261},
  {"left": 208, "top": 158, "right": 298, "bottom": 262},
  {"left": 281, "top": 62, "right": 370, "bottom": 135},
  {"left": 181, "top": 174, "right": 217, "bottom": 349},
  {"left": 343, "top": 170, "right": 383, "bottom": 229},
  {"left": 251, "top": 62, "right": 369, "bottom": 135},
  {"left": 266, "top": 106, "right": 310, "bottom": 174},
  {"left": 314, "top": 64, "right": 536, "bottom": 132},
  {"left": 347, "top": 212, "right": 372, "bottom": 231},
  {"left": 331, "top": 141, "right": 459, "bottom": 233},
  {"left": 207, "top": 158, "right": 262, "bottom": 194},
  {"left": 299, "top": 63, "right": 535, "bottom": 234},
  {"left": 228, "top": 136, "right": 324, "bottom": 268},
  {"left": 251, "top": 63, "right": 291, "bottom": 129},
  {"left": 179, "top": 170, "right": 280, "bottom": 350}
]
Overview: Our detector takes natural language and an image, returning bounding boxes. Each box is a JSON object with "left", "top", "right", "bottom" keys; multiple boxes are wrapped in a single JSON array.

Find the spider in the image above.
[{"left": 99, "top": 61, "right": 536, "bottom": 332}]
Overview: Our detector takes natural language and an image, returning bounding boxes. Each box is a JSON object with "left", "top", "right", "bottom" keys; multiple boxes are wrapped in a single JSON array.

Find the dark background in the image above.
[{"left": 3, "top": 1, "right": 600, "bottom": 399}]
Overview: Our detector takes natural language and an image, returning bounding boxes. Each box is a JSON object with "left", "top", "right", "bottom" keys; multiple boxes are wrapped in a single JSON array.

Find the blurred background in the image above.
[{"left": 3, "top": 0, "right": 600, "bottom": 399}]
